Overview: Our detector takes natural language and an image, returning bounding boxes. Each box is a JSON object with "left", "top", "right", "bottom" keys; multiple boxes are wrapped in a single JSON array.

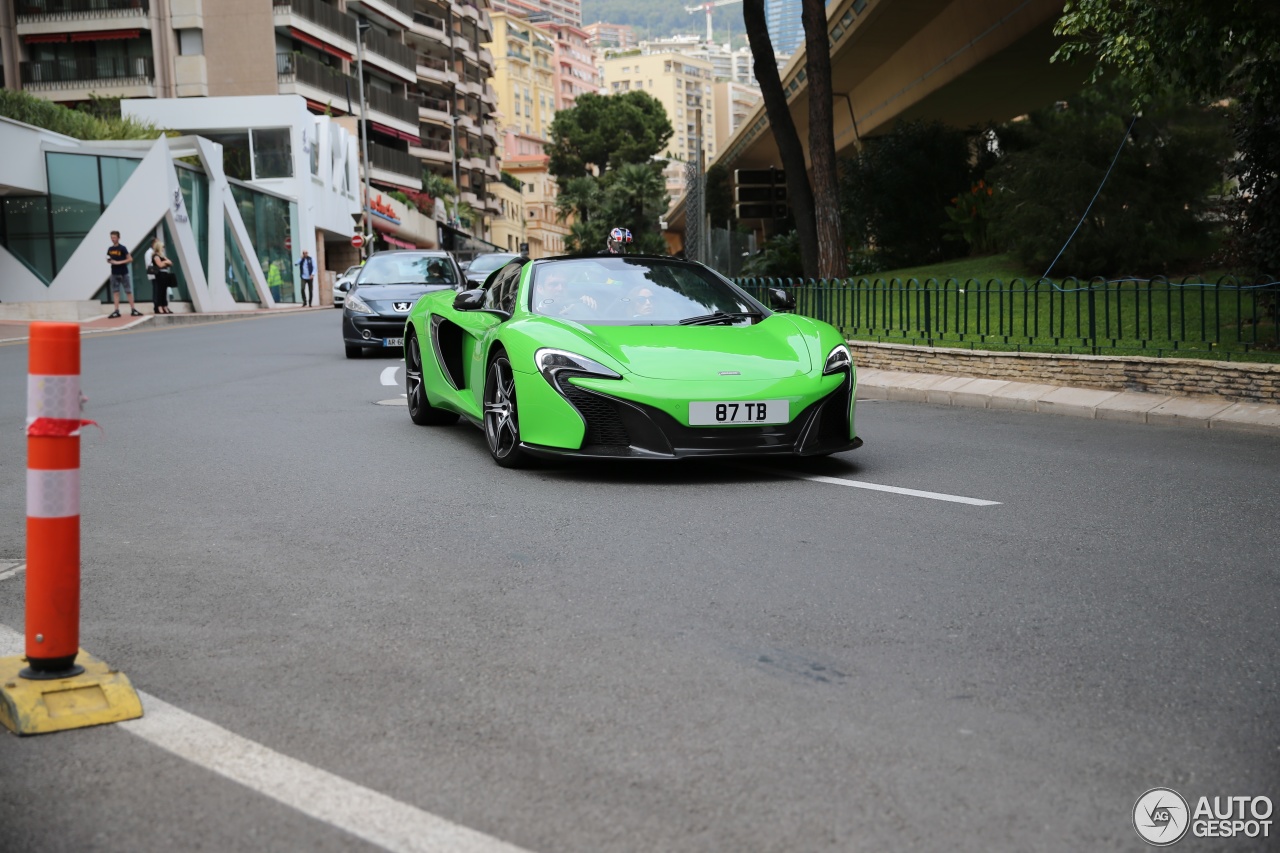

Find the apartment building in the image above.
[
  {"left": 764, "top": 0, "right": 803, "bottom": 54},
  {"left": 486, "top": 12, "right": 555, "bottom": 139},
  {"left": 488, "top": 0, "right": 580, "bottom": 28},
  {"left": 0, "top": 0, "right": 500, "bottom": 231},
  {"left": 712, "top": 79, "right": 759, "bottom": 156},
  {"left": 582, "top": 21, "right": 633, "bottom": 51},
  {"left": 501, "top": 130, "right": 564, "bottom": 258},
  {"left": 540, "top": 19, "right": 595, "bottom": 110},
  {"left": 601, "top": 51, "right": 714, "bottom": 196}
]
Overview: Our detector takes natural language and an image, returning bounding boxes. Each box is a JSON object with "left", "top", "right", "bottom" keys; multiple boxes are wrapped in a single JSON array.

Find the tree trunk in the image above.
[
  {"left": 802, "top": 0, "right": 847, "bottom": 279},
  {"left": 742, "top": 0, "right": 819, "bottom": 279}
]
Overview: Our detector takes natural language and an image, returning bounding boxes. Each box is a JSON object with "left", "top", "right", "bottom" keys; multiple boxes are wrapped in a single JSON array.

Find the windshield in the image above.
[
  {"left": 530, "top": 258, "right": 765, "bottom": 325},
  {"left": 468, "top": 254, "right": 519, "bottom": 275},
  {"left": 357, "top": 254, "right": 456, "bottom": 286}
]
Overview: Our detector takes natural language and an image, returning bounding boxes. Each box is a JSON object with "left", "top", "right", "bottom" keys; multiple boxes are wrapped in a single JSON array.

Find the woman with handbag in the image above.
[{"left": 146, "top": 239, "right": 175, "bottom": 314}]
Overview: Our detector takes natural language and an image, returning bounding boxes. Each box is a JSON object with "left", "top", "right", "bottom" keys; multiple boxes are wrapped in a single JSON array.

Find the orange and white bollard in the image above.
[{"left": 23, "top": 323, "right": 85, "bottom": 680}]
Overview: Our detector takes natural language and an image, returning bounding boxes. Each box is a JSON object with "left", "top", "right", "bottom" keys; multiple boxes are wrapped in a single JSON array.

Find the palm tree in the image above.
[{"left": 422, "top": 171, "right": 471, "bottom": 229}]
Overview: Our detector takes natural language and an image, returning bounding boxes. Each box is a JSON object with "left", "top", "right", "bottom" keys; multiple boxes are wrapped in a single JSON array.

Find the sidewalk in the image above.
[
  {"left": 0, "top": 304, "right": 326, "bottom": 344},
  {"left": 856, "top": 368, "right": 1280, "bottom": 435}
]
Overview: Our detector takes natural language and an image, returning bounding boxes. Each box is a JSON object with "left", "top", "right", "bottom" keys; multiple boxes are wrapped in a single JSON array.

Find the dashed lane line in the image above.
[
  {"left": 744, "top": 466, "right": 1001, "bottom": 506},
  {"left": 0, "top": 563, "right": 24, "bottom": 582},
  {"left": 0, "top": 625, "right": 535, "bottom": 853}
]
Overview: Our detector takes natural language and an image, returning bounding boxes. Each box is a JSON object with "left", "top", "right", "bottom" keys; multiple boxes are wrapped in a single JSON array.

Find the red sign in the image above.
[
  {"left": 284, "top": 237, "right": 292, "bottom": 251},
  {"left": 351, "top": 233, "right": 365, "bottom": 249}
]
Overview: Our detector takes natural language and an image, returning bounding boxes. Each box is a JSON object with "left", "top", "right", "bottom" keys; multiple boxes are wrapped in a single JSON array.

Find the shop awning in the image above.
[
  {"left": 23, "top": 34, "right": 69, "bottom": 44},
  {"left": 383, "top": 235, "right": 416, "bottom": 249},
  {"left": 70, "top": 30, "right": 142, "bottom": 42},
  {"left": 370, "top": 121, "right": 419, "bottom": 144},
  {"left": 289, "top": 28, "right": 352, "bottom": 62},
  {"left": 305, "top": 97, "right": 348, "bottom": 116}
]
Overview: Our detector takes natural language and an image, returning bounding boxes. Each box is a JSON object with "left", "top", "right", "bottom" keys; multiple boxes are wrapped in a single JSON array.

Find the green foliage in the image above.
[
  {"left": 557, "top": 163, "right": 669, "bottom": 254},
  {"left": 1054, "top": 0, "right": 1280, "bottom": 275},
  {"left": 839, "top": 121, "right": 974, "bottom": 269},
  {"left": 0, "top": 89, "right": 164, "bottom": 140},
  {"left": 388, "top": 190, "right": 412, "bottom": 206},
  {"left": 422, "top": 172, "right": 458, "bottom": 201},
  {"left": 546, "top": 91, "right": 673, "bottom": 182},
  {"left": 986, "top": 79, "right": 1234, "bottom": 275},
  {"left": 943, "top": 179, "right": 998, "bottom": 255},
  {"left": 581, "top": 0, "right": 737, "bottom": 42},
  {"left": 742, "top": 230, "right": 804, "bottom": 278},
  {"left": 500, "top": 171, "right": 524, "bottom": 192}
]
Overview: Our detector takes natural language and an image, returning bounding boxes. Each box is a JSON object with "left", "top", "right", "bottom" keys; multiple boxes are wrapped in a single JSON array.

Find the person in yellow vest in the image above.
[{"left": 266, "top": 259, "right": 284, "bottom": 301}]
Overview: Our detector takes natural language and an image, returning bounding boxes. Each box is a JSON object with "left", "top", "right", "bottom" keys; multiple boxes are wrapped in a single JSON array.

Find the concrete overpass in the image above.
[{"left": 668, "top": 0, "right": 1087, "bottom": 241}]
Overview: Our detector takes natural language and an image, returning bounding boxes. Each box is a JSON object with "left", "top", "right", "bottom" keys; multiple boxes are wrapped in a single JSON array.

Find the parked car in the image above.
[
  {"left": 401, "top": 253, "right": 861, "bottom": 467},
  {"left": 341, "top": 251, "right": 462, "bottom": 358},
  {"left": 333, "top": 265, "right": 362, "bottom": 308},
  {"left": 461, "top": 252, "right": 521, "bottom": 287}
]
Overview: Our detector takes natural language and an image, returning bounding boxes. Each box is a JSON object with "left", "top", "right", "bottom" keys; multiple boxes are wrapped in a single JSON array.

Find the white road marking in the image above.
[
  {"left": 746, "top": 467, "right": 1000, "bottom": 506},
  {"left": 380, "top": 366, "right": 400, "bottom": 386},
  {"left": 0, "top": 563, "right": 24, "bottom": 582},
  {"left": 0, "top": 625, "right": 534, "bottom": 853}
]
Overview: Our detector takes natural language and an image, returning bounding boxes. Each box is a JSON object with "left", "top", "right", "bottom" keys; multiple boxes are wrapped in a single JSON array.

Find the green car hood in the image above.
[{"left": 565, "top": 315, "right": 814, "bottom": 380}]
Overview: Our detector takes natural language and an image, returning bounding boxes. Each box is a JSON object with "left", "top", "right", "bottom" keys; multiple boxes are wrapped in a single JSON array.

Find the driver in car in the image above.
[{"left": 536, "top": 270, "right": 598, "bottom": 318}]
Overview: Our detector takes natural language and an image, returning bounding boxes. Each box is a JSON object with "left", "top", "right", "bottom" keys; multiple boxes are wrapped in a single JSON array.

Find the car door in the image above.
[{"left": 428, "top": 261, "right": 520, "bottom": 421}]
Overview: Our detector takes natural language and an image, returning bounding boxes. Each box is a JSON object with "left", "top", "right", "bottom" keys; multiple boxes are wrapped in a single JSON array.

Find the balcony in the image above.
[
  {"left": 410, "top": 135, "right": 452, "bottom": 165},
  {"left": 411, "top": 11, "right": 446, "bottom": 39},
  {"left": 362, "top": 26, "right": 416, "bottom": 82},
  {"left": 365, "top": 86, "right": 418, "bottom": 129},
  {"left": 20, "top": 55, "right": 155, "bottom": 99},
  {"left": 273, "top": 0, "right": 356, "bottom": 44},
  {"left": 278, "top": 52, "right": 356, "bottom": 104},
  {"left": 416, "top": 53, "right": 452, "bottom": 85},
  {"left": 347, "top": 0, "right": 413, "bottom": 29},
  {"left": 16, "top": 0, "right": 150, "bottom": 37},
  {"left": 418, "top": 94, "right": 451, "bottom": 122},
  {"left": 369, "top": 142, "right": 422, "bottom": 189}
]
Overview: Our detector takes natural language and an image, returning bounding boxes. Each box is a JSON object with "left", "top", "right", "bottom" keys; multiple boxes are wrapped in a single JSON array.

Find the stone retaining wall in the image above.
[{"left": 846, "top": 342, "right": 1280, "bottom": 403}]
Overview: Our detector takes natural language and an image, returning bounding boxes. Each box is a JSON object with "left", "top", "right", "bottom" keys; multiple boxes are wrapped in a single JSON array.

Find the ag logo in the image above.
[{"left": 1134, "top": 788, "right": 1190, "bottom": 846}]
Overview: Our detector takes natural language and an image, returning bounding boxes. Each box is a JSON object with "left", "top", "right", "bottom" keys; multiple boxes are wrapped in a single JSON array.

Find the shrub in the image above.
[
  {"left": 0, "top": 90, "right": 163, "bottom": 140},
  {"left": 986, "top": 79, "right": 1234, "bottom": 276}
]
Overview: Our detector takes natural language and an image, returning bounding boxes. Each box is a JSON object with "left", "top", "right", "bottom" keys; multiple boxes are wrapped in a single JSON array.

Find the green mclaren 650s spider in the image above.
[{"left": 402, "top": 254, "right": 862, "bottom": 467}]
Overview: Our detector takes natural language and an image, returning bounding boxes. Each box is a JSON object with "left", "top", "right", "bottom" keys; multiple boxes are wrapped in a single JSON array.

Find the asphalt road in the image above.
[{"left": 1, "top": 311, "right": 1277, "bottom": 853}]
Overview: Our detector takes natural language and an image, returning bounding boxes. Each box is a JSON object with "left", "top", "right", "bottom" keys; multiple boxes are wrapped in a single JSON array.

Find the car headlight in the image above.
[
  {"left": 535, "top": 348, "right": 622, "bottom": 390},
  {"left": 823, "top": 344, "right": 852, "bottom": 375},
  {"left": 346, "top": 293, "right": 375, "bottom": 315}
]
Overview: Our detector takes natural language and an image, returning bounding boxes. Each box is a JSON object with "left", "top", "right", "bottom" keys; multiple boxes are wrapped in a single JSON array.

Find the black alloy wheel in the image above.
[
  {"left": 483, "top": 354, "right": 529, "bottom": 468},
  {"left": 406, "top": 333, "right": 459, "bottom": 426}
]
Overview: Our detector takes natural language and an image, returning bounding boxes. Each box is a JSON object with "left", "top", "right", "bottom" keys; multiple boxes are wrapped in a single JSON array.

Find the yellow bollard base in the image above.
[{"left": 0, "top": 649, "right": 143, "bottom": 736}]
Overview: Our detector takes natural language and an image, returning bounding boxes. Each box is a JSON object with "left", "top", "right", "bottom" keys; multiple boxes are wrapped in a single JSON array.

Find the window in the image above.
[
  {"left": 178, "top": 29, "right": 204, "bottom": 56},
  {"left": 252, "top": 128, "right": 293, "bottom": 179}
]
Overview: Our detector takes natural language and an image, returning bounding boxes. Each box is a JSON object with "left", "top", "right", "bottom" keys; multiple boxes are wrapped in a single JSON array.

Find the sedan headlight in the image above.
[
  {"left": 535, "top": 348, "right": 622, "bottom": 390},
  {"left": 823, "top": 344, "right": 852, "bottom": 375},
  {"left": 345, "top": 293, "right": 375, "bottom": 315}
]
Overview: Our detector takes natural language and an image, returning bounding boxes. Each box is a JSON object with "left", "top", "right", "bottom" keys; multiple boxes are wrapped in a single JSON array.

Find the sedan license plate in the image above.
[
  {"left": 689, "top": 400, "right": 788, "bottom": 425},
  {"left": 383, "top": 337, "right": 404, "bottom": 348}
]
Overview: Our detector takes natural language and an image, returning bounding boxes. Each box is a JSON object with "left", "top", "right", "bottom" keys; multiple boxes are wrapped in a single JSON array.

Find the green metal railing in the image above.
[{"left": 735, "top": 276, "right": 1280, "bottom": 360}]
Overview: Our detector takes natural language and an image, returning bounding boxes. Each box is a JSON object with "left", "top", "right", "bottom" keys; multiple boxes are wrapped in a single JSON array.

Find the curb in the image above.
[
  {"left": 0, "top": 306, "right": 326, "bottom": 344},
  {"left": 856, "top": 369, "right": 1280, "bottom": 436}
]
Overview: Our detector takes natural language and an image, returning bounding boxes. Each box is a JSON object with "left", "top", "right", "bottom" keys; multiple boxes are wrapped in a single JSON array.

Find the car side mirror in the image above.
[
  {"left": 453, "top": 289, "right": 486, "bottom": 311},
  {"left": 337, "top": 281, "right": 351, "bottom": 292},
  {"left": 768, "top": 287, "right": 795, "bottom": 311}
]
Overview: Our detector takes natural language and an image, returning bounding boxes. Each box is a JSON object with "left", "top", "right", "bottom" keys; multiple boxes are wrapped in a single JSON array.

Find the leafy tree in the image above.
[
  {"left": 741, "top": 230, "right": 803, "bottom": 278},
  {"left": 421, "top": 172, "right": 475, "bottom": 229},
  {"left": 546, "top": 91, "right": 673, "bottom": 182},
  {"left": 839, "top": 121, "right": 973, "bottom": 269},
  {"left": 555, "top": 176, "right": 604, "bottom": 226},
  {"left": 558, "top": 163, "right": 669, "bottom": 254},
  {"left": 985, "top": 80, "right": 1233, "bottom": 275},
  {"left": 1054, "top": 0, "right": 1280, "bottom": 273},
  {"left": 743, "top": 0, "right": 817, "bottom": 279}
]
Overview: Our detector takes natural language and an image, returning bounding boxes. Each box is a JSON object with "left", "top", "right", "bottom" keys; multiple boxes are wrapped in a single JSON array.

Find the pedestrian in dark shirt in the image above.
[
  {"left": 106, "top": 231, "right": 142, "bottom": 318},
  {"left": 297, "top": 250, "right": 316, "bottom": 307}
]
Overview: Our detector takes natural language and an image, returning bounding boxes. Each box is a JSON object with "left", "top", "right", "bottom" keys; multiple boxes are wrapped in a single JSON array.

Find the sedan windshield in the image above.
[
  {"left": 358, "top": 254, "right": 456, "bottom": 286},
  {"left": 530, "top": 258, "right": 765, "bottom": 325},
  {"left": 468, "top": 253, "right": 519, "bottom": 275}
]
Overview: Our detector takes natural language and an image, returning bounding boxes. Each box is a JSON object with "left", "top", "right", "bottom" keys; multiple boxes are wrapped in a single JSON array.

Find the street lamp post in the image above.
[
  {"left": 355, "top": 18, "right": 373, "bottom": 259},
  {"left": 450, "top": 113, "right": 461, "bottom": 227}
]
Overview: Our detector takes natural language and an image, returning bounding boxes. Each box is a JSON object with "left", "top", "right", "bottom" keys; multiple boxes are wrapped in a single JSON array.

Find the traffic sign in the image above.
[
  {"left": 284, "top": 236, "right": 292, "bottom": 251},
  {"left": 351, "top": 233, "right": 365, "bottom": 249}
]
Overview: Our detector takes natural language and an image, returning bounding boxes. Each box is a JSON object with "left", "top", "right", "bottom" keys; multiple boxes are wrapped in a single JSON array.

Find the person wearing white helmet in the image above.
[{"left": 602, "top": 227, "right": 633, "bottom": 255}]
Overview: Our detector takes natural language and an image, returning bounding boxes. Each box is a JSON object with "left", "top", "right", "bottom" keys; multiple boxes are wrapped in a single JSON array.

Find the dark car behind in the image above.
[{"left": 462, "top": 252, "right": 521, "bottom": 287}]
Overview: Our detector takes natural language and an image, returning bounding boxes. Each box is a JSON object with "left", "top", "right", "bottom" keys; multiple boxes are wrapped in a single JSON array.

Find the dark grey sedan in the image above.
[
  {"left": 462, "top": 252, "right": 521, "bottom": 287},
  {"left": 341, "top": 250, "right": 462, "bottom": 358}
]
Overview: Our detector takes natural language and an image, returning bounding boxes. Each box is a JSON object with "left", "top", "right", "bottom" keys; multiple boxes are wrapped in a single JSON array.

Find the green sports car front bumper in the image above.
[{"left": 511, "top": 363, "right": 861, "bottom": 460}]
